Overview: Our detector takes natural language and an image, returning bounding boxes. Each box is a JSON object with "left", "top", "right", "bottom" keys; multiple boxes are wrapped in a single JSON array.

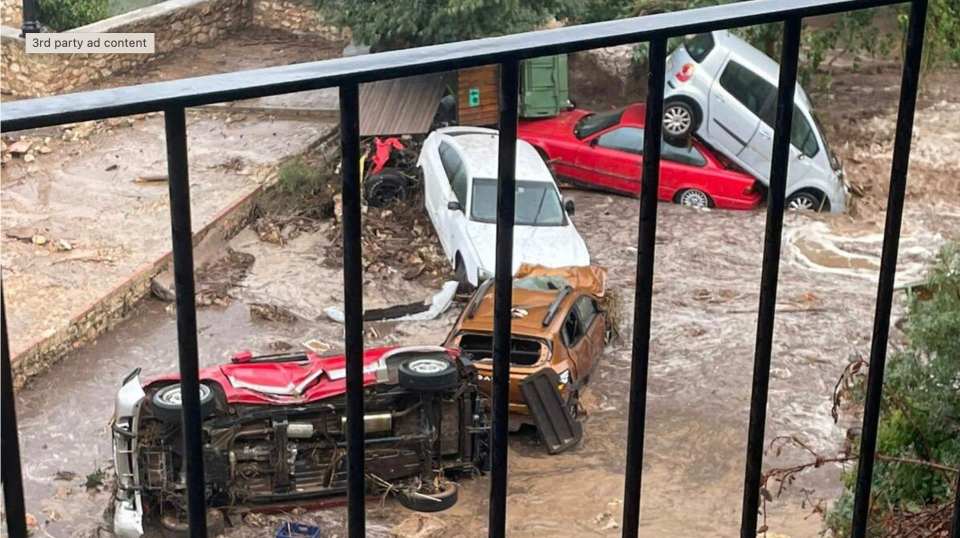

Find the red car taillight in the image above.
[
  {"left": 743, "top": 182, "right": 757, "bottom": 195},
  {"left": 675, "top": 63, "right": 695, "bottom": 82}
]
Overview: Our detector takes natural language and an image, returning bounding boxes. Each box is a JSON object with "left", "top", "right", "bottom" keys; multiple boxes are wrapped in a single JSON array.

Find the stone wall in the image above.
[
  {"left": 1, "top": 0, "right": 21, "bottom": 28},
  {"left": 2, "top": 0, "right": 249, "bottom": 97},
  {"left": 251, "top": 0, "right": 347, "bottom": 41}
]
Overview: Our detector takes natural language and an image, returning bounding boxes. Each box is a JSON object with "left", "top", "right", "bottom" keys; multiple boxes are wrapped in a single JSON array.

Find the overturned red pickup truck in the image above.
[{"left": 111, "top": 346, "right": 488, "bottom": 537}]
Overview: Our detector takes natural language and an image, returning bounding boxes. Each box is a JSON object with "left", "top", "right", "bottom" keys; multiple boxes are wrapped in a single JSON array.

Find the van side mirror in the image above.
[
  {"left": 564, "top": 199, "right": 576, "bottom": 215},
  {"left": 447, "top": 200, "right": 462, "bottom": 211}
]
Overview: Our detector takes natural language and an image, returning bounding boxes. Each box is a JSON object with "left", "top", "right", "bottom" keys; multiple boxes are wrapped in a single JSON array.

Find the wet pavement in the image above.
[
  {"left": 1, "top": 111, "right": 334, "bottom": 378},
  {"left": 9, "top": 184, "right": 957, "bottom": 536}
]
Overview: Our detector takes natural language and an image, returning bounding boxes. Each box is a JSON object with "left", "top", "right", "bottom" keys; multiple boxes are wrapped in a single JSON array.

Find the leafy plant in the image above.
[
  {"left": 278, "top": 158, "right": 327, "bottom": 196},
  {"left": 827, "top": 242, "right": 960, "bottom": 536},
  {"left": 315, "top": 0, "right": 570, "bottom": 50},
  {"left": 38, "top": 0, "right": 108, "bottom": 31}
]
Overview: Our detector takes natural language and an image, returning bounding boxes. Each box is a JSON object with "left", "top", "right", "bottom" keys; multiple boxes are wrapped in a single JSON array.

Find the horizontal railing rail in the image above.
[
  {"left": 3, "top": 1, "right": 955, "bottom": 538},
  {"left": 2, "top": 0, "right": 904, "bottom": 132}
]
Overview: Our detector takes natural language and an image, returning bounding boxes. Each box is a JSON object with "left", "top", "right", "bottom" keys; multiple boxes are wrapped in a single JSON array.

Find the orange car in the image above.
[{"left": 444, "top": 264, "right": 609, "bottom": 425}]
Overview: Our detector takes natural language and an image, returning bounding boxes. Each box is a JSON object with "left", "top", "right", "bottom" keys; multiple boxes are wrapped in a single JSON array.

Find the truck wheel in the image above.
[
  {"left": 151, "top": 383, "right": 216, "bottom": 423},
  {"left": 398, "top": 356, "right": 459, "bottom": 392},
  {"left": 663, "top": 99, "right": 698, "bottom": 143},
  {"left": 396, "top": 481, "right": 459, "bottom": 512}
]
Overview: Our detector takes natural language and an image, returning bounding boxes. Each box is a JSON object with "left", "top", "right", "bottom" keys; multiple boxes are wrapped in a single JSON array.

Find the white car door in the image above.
[
  {"left": 707, "top": 59, "right": 768, "bottom": 176},
  {"left": 422, "top": 136, "right": 447, "bottom": 241},
  {"left": 435, "top": 141, "right": 471, "bottom": 259}
]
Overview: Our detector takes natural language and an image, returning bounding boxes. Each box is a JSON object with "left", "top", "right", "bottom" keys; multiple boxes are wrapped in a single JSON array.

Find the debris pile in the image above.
[
  {"left": 194, "top": 249, "right": 256, "bottom": 307},
  {"left": 324, "top": 193, "right": 451, "bottom": 286}
]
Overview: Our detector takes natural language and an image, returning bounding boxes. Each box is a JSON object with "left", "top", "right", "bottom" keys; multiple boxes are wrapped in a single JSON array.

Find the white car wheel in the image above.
[
  {"left": 663, "top": 103, "right": 694, "bottom": 137},
  {"left": 787, "top": 192, "right": 821, "bottom": 211}
]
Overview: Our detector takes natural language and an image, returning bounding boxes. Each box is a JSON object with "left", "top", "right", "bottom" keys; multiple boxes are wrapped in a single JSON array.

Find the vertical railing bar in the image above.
[
  {"left": 163, "top": 107, "right": 207, "bottom": 537},
  {"left": 851, "top": 1, "right": 927, "bottom": 536},
  {"left": 1, "top": 289, "right": 28, "bottom": 538},
  {"left": 739, "top": 17, "right": 802, "bottom": 538},
  {"left": 620, "top": 36, "right": 666, "bottom": 538},
  {"left": 488, "top": 58, "right": 520, "bottom": 538},
  {"left": 951, "top": 472, "right": 959, "bottom": 538},
  {"left": 338, "top": 82, "right": 366, "bottom": 538}
]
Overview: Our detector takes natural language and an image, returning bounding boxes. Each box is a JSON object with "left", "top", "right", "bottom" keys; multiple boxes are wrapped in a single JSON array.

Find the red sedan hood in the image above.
[
  {"left": 145, "top": 346, "right": 449, "bottom": 405},
  {"left": 518, "top": 109, "right": 590, "bottom": 139}
]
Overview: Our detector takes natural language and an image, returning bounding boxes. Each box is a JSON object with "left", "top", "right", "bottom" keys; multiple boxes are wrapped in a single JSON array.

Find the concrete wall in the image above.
[{"left": 1, "top": 0, "right": 345, "bottom": 98}]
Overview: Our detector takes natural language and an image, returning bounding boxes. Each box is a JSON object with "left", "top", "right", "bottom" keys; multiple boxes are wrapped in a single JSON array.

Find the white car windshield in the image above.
[{"left": 470, "top": 178, "right": 565, "bottom": 226}]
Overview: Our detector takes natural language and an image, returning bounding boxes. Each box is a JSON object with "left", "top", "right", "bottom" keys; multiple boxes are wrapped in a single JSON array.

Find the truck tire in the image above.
[
  {"left": 396, "top": 481, "right": 459, "bottom": 512},
  {"left": 151, "top": 383, "right": 216, "bottom": 423},
  {"left": 398, "top": 355, "right": 459, "bottom": 392}
]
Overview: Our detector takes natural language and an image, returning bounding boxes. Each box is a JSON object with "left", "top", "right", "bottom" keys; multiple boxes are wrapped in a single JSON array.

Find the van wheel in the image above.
[
  {"left": 663, "top": 99, "right": 698, "bottom": 142},
  {"left": 787, "top": 190, "right": 826, "bottom": 212}
]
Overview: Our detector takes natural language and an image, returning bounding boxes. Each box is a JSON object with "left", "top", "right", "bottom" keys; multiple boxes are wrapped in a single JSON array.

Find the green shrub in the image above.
[
  {"left": 827, "top": 242, "right": 960, "bottom": 536},
  {"left": 38, "top": 0, "right": 108, "bottom": 31},
  {"left": 278, "top": 158, "right": 327, "bottom": 196}
]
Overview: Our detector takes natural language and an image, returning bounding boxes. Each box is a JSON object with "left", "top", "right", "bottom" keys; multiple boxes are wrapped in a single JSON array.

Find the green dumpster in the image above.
[{"left": 520, "top": 54, "right": 569, "bottom": 118}]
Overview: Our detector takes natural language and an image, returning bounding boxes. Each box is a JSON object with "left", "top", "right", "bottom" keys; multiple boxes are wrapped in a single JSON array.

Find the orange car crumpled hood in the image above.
[{"left": 515, "top": 263, "right": 607, "bottom": 298}]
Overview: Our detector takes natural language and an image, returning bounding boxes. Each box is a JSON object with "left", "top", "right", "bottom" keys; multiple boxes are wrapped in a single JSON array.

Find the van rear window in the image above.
[{"left": 683, "top": 33, "right": 714, "bottom": 63}]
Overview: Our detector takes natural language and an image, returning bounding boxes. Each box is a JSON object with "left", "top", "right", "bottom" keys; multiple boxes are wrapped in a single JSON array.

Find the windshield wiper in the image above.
[{"left": 530, "top": 189, "right": 548, "bottom": 225}]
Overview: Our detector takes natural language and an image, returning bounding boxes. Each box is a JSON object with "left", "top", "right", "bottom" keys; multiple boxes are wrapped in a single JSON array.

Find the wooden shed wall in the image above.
[{"left": 457, "top": 65, "right": 499, "bottom": 126}]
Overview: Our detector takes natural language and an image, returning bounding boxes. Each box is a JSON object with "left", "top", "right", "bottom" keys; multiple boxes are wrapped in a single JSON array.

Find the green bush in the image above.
[
  {"left": 827, "top": 242, "right": 960, "bottom": 536},
  {"left": 38, "top": 0, "right": 108, "bottom": 31},
  {"left": 277, "top": 158, "right": 327, "bottom": 196}
]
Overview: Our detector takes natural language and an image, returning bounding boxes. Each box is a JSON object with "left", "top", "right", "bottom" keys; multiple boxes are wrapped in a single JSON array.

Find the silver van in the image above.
[{"left": 663, "top": 31, "right": 847, "bottom": 212}]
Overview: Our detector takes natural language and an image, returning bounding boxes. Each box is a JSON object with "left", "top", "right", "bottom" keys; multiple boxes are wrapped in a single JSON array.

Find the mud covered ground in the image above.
[{"left": 5, "top": 55, "right": 959, "bottom": 538}]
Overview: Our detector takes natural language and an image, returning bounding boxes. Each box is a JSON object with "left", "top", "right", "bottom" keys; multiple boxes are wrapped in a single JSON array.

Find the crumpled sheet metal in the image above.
[{"left": 515, "top": 264, "right": 607, "bottom": 297}]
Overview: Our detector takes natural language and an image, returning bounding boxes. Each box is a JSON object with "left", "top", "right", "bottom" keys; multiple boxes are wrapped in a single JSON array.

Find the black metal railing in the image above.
[{"left": 1, "top": 1, "right": 955, "bottom": 537}]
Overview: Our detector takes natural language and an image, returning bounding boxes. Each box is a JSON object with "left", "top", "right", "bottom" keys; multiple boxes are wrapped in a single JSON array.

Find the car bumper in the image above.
[
  {"left": 826, "top": 179, "right": 848, "bottom": 213},
  {"left": 112, "top": 373, "right": 146, "bottom": 537}
]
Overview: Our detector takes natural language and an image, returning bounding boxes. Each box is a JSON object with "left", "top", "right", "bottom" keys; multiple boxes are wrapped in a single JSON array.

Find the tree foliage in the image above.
[
  {"left": 318, "top": 0, "right": 958, "bottom": 79},
  {"left": 38, "top": 0, "right": 108, "bottom": 31},
  {"left": 827, "top": 242, "right": 960, "bottom": 536},
  {"left": 314, "top": 0, "right": 569, "bottom": 50}
]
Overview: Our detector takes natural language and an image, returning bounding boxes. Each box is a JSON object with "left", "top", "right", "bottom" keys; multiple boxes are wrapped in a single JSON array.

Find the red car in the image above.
[{"left": 518, "top": 104, "right": 762, "bottom": 210}]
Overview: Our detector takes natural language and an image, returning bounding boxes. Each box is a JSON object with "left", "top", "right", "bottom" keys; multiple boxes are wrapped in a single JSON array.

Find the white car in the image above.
[
  {"left": 418, "top": 126, "right": 590, "bottom": 288},
  {"left": 663, "top": 31, "right": 847, "bottom": 212}
]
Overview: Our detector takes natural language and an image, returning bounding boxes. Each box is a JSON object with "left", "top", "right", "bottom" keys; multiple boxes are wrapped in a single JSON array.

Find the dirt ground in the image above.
[{"left": 4, "top": 32, "right": 959, "bottom": 538}]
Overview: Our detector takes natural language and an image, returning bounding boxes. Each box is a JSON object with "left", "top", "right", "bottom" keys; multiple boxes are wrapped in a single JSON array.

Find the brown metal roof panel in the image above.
[{"left": 358, "top": 73, "right": 445, "bottom": 136}]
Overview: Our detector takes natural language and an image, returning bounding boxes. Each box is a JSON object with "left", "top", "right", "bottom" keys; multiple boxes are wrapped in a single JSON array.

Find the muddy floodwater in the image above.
[{"left": 9, "top": 186, "right": 957, "bottom": 536}]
